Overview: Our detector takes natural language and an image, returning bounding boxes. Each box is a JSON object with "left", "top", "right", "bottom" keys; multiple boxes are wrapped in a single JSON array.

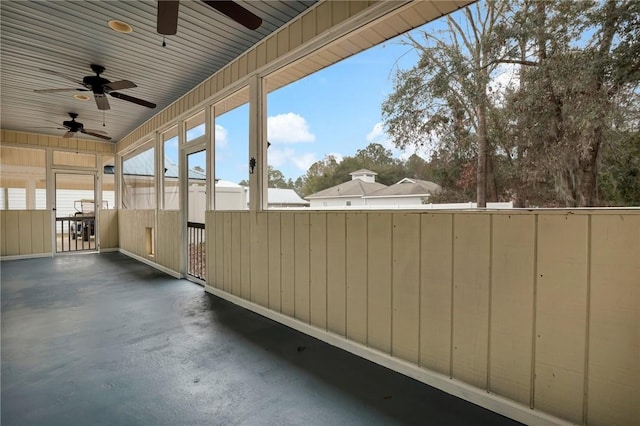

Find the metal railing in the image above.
[
  {"left": 56, "top": 216, "right": 96, "bottom": 252},
  {"left": 187, "top": 221, "right": 206, "bottom": 280}
]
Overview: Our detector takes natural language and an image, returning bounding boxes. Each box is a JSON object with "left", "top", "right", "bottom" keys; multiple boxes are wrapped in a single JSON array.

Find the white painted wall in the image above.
[{"left": 309, "top": 197, "right": 364, "bottom": 208}]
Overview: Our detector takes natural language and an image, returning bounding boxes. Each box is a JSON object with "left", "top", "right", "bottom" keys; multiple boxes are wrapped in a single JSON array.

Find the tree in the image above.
[
  {"left": 238, "top": 165, "right": 295, "bottom": 189},
  {"left": 382, "top": 1, "right": 509, "bottom": 206},
  {"left": 598, "top": 132, "right": 640, "bottom": 205},
  {"left": 383, "top": 0, "right": 640, "bottom": 207}
]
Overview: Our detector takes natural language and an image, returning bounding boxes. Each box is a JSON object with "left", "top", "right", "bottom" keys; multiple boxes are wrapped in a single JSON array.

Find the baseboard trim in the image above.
[
  {"left": 99, "top": 248, "right": 119, "bottom": 253},
  {"left": 205, "top": 285, "right": 574, "bottom": 426},
  {"left": 1, "top": 253, "right": 53, "bottom": 261},
  {"left": 119, "top": 249, "right": 183, "bottom": 279}
]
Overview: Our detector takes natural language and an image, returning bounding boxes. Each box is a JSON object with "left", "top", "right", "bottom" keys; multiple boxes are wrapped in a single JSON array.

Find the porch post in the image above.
[{"left": 248, "top": 74, "right": 267, "bottom": 211}]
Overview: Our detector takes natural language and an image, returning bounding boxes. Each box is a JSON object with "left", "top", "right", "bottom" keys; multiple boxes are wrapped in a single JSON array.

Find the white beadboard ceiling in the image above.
[{"left": 0, "top": 0, "right": 316, "bottom": 143}]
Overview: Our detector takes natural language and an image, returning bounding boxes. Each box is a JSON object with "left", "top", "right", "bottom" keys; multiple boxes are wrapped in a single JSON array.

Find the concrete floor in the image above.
[{"left": 1, "top": 252, "right": 521, "bottom": 426}]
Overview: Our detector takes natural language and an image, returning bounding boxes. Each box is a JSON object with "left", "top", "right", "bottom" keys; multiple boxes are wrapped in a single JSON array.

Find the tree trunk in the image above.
[
  {"left": 476, "top": 104, "right": 488, "bottom": 207},
  {"left": 486, "top": 153, "right": 498, "bottom": 202},
  {"left": 577, "top": 0, "right": 618, "bottom": 206}
]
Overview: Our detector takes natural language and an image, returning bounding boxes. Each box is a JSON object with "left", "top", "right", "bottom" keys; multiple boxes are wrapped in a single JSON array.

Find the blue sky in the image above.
[
  {"left": 171, "top": 13, "right": 458, "bottom": 184},
  {"left": 206, "top": 38, "right": 423, "bottom": 184}
]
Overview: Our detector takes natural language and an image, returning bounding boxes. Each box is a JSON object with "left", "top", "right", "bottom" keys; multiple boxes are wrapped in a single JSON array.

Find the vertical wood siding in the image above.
[
  {"left": 99, "top": 209, "right": 119, "bottom": 250},
  {"left": 205, "top": 209, "right": 640, "bottom": 426},
  {"left": 0, "top": 210, "right": 52, "bottom": 256},
  {"left": 118, "top": 210, "right": 180, "bottom": 274},
  {"left": 2, "top": 130, "right": 115, "bottom": 154}
]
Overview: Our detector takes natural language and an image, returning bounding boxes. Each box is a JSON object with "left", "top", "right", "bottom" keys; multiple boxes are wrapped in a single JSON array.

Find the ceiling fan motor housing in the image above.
[{"left": 83, "top": 75, "right": 110, "bottom": 94}]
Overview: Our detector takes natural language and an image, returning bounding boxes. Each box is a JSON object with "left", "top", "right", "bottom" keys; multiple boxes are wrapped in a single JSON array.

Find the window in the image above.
[
  {"left": 214, "top": 88, "right": 249, "bottom": 210},
  {"left": 122, "top": 144, "right": 156, "bottom": 209},
  {"left": 185, "top": 110, "right": 205, "bottom": 142},
  {"left": 0, "top": 146, "right": 46, "bottom": 210}
]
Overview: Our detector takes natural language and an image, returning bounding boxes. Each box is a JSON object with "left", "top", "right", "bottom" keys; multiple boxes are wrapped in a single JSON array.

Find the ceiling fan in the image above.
[
  {"left": 34, "top": 64, "right": 157, "bottom": 111},
  {"left": 40, "top": 113, "right": 112, "bottom": 141},
  {"left": 157, "top": 1, "right": 262, "bottom": 35}
]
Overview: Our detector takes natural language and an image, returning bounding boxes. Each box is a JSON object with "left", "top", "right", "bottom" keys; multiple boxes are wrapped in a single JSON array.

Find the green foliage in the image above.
[
  {"left": 598, "top": 132, "right": 640, "bottom": 205},
  {"left": 382, "top": 0, "right": 640, "bottom": 207},
  {"left": 295, "top": 143, "right": 437, "bottom": 197},
  {"left": 238, "top": 165, "right": 296, "bottom": 189}
]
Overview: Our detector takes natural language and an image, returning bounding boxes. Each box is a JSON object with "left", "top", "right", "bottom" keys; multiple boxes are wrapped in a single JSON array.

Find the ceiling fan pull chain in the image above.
[
  {"left": 103, "top": 110, "right": 106, "bottom": 127},
  {"left": 162, "top": 35, "right": 167, "bottom": 48}
]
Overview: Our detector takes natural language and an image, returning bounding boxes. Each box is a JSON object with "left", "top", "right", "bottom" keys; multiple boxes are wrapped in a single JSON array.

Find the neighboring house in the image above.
[
  {"left": 245, "top": 187, "right": 309, "bottom": 208},
  {"left": 363, "top": 177, "right": 441, "bottom": 207},
  {"left": 305, "top": 169, "right": 388, "bottom": 208}
]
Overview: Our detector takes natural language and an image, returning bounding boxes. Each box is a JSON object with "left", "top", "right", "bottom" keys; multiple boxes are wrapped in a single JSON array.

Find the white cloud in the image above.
[
  {"left": 268, "top": 113, "right": 315, "bottom": 144},
  {"left": 366, "top": 122, "right": 385, "bottom": 143},
  {"left": 268, "top": 148, "right": 317, "bottom": 171},
  {"left": 291, "top": 153, "right": 317, "bottom": 171},
  {"left": 326, "top": 152, "right": 344, "bottom": 163},
  {"left": 267, "top": 148, "right": 293, "bottom": 168},
  {"left": 215, "top": 124, "right": 228, "bottom": 148}
]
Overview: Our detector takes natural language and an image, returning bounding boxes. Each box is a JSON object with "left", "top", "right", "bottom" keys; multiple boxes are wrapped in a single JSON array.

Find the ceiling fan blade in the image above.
[
  {"left": 63, "top": 131, "right": 75, "bottom": 138},
  {"left": 110, "top": 92, "right": 156, "bottom": 109},
  {"left": 94, "top": 93, "right": 111, "bottom": 110},
  {"left": 84, "top": 128, "right": 108, "bottom": 135},
  {"left": 81, "top": 129, "right": 112, "bottom": 141},
  {"left": 34, "top": 88, "right": 88, "bottom": 93},
  {"left": 158, "top": 1, "right": 179, "bottom": 35},
  {"left": 105, "top": 80, "right": 137, "bottom": 91},
  {"left": 202, "top": 1, "right": 262, "bottom": 30},
  {"left": 39, "top": 68, "right": 84, "bottom": 86}
]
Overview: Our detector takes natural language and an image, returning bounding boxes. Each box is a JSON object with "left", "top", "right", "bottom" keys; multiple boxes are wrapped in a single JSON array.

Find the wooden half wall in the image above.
[
  {"left": 205, "top": 209, "right": 639, "bottom": 426},
  {"left": 0, "top": 210, "right": 52, "bottom": 257},
  {"left": 118, "top": 210, "right": 181, "bottom": 275}
]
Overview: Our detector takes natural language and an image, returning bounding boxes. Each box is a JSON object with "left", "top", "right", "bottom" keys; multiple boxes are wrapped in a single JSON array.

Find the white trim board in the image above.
[
  {"left": 1, "top": 253, "right": 53, "bottom": 261},
  {"left": 205, "top": 285, "right": 575, "bottom": 426}
]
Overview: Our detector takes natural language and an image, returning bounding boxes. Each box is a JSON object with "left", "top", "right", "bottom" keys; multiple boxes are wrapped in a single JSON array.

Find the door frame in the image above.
[
  {"left": 51, "top": 169, "right": 99, "bottom": 254},
  {"left": 182, "top": 146, "right": 207, "bottom": 284}
]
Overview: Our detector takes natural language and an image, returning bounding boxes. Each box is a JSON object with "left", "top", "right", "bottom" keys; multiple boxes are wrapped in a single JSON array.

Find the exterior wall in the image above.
[
  {"left": 0, "top": 210, "right": 52, "bottom": 257},
  {"left": 364, "top": 196, "right": 425, "bottom": 206},
  {"left": 205, "top": 209, "right": 640, "bottom": 426},
  {"left": 309, "top": 196, "right": 363, "bottom": 208}
]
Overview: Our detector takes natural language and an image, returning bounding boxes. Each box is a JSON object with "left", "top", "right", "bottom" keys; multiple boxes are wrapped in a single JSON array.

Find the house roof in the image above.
[
  {"left": 267, "top": 188, "right": 309, "bottom": 205},
  {"left": 122, "top": 148, "right": 205, "bottom": 180},
  {"left": 364, "top": 178, "right": 441, "bottom": 198},
  {"left": 244, "top": 188, "right": 309, "bottom": 206},
  {"left": 305, "top": 179, "right": 387, "bottom": 199},
  {"left": 350, "top": 169, "right": 377, "bottom": 176}
]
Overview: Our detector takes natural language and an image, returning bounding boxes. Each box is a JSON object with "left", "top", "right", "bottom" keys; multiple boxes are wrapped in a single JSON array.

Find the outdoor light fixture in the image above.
[
  {"left": 249, "top": 157, "right": 256, "bottom": 174},
  {"left": 73, "top": 94, "right": 90, "bottom": 101}
]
